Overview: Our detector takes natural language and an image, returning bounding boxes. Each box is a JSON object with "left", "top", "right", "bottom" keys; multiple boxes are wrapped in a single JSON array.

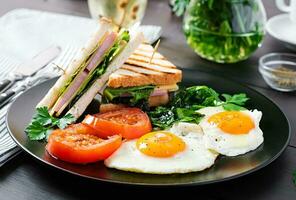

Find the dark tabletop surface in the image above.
[{"left": 0, "top": 0, "right": 296, "bottom": 199}]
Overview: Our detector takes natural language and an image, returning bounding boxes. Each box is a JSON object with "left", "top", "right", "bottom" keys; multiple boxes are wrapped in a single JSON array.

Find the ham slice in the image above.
[
  {"left": 150, "top": 89, "right": 167, "bottom": 97},
  {"left": 52, "top": 32, "right": 117, "bottom": 115},
  {"left": 119, "top": 88, "right": 168, "bottom": 98}
]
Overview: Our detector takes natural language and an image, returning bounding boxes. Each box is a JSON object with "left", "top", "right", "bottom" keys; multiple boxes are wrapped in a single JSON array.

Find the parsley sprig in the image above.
[
  {"left": 25, "top": 107, "right": 75, "bottom": 141},
  {"left": 221, "top": 93, "right": 249, "bottom": 111}
]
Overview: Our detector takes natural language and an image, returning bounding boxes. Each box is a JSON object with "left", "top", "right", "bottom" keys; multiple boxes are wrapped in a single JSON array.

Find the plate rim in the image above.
[{"left": 6, "top": 74, "right": 291, "bottom": 187}]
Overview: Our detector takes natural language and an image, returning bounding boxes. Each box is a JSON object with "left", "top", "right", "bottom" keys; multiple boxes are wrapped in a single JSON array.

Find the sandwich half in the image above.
[
  {"left": 37, "top": 18, "right": 144, "bottom": 119},
  {"left": 101, "top": 43, "right": 182, "bottom": 111}
]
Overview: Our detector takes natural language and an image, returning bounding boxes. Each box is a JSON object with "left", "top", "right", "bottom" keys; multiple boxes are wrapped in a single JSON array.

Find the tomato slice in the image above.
[
  {"left": 65, "top": 123, "right": 100, "bottom": 136},
  {"left": 46, "top": 129, "right": 122, "bottom": 164},
  {"left": 82, "top": 108, "right": 152, "bottom": 139}
]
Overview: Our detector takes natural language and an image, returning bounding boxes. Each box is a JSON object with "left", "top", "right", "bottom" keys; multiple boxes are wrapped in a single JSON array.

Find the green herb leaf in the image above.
[
  {"left": 103, "top": 85, "right": 156, "bottom": 107},
  {"left": 171, "top": 85, "right": 221, "bottom": 108},
  {"left": 221, "top": 93, "right": 249, "bottom": 111},
  {"left": 176, "top": 108, "right": 204, "bottom": 123},
  {"left": 119, "top": 30, "right": 130, "bottom": 42},
  {"left": 222, "top": 93, "right": 249, "bottom": 106},
  {"left": 33, "top": 107, "right": 53, "bottom": 125},
  {"left": 223, "top": 103, "right": 246, "bottom": 111},
  {"left": 170, "top": 0, "right": 191, "bottom": 17},
  {"left": 25, "top": 121, "right": 52, "bottom": 141},
  {"left": 25, "top": 107, "right": 75, "bottom": 141},
  {"left": 149, "top": 107, "right": 175, "bottom": 129},
  {"left": 148, "top": 85, "right": 250, "bottom": 129},
  {"left": 56, "top": 113, "right": 75, "bottom": 129}
]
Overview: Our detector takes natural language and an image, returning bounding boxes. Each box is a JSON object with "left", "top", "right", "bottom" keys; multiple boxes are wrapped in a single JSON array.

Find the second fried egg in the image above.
[{"left": 198, "top": 106, "right": 264, "bottom": 156}]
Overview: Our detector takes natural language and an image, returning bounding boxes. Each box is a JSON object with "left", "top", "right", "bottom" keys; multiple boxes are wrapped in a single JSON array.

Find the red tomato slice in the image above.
[
  {"left": 65, "top": 123, "right": 100, "bottom": 136},
  {"left": 82, "top": 108, "right": 152, "bottom": 139},
  {"left": 46, "top": 129, "right": 122, "bottom": 164}
]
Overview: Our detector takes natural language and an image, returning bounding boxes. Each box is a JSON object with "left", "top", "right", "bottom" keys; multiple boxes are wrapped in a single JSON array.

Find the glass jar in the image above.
[
  {"left": 183, "top": 0, "right": 266, "bottom": 63},
  {"left": 88, "top": 0, "right": 147, "bottom": 28}
]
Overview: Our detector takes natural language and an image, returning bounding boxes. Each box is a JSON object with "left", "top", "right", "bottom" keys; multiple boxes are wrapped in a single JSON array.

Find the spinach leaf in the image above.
[
  {"left": 149, "top": 107, "right": 175, "bottom": 129},
  {"left": 171, "top": 85, "right": 221, "bottom": 108},
  {"left": 103, "top": 85, "right": 156, "bottom": 107},
  {"left": 148, "top": 85, "right": 249, "bottom": 129},
  {"left": 176, "top": 108, "right": 204, "bottom": 124}
]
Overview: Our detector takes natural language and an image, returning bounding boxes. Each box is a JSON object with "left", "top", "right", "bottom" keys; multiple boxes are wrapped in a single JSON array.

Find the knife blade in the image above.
[{"left": 0, "top": 46, "right": 61, "bottom": 92}]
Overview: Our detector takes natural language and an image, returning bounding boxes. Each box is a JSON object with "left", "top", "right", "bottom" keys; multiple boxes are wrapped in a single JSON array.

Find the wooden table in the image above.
[{"left": 1, "top": 0, "right": 295, "bottom": 199}]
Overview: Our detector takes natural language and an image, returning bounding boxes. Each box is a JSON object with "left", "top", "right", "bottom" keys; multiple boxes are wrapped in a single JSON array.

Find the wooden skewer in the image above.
[
  {"left": 99, "top": 15, "right": 121, "bottom": 30},
  {"left": 52, "top": 63, "right": 65, "bottom": 74},
  {"left": 148, "top": 39, "right": 161, "bottom": 66},
  {"left": 118, "top": 4, "right": 127, "bottom": 29}
]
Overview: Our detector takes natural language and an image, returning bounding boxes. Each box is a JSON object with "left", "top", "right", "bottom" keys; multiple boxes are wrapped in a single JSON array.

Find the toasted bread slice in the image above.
[{"left": 107, "top": 43, "right": 182, "bottom": 88}]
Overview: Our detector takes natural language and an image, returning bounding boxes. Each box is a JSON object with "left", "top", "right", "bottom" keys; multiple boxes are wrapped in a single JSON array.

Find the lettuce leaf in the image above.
[{"left": 103, "top": 85, "right": 156, "bottom": 108}]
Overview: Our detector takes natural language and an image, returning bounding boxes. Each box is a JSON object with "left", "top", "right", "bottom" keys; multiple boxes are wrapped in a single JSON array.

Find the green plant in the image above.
[{"left": 183, "top": 0, "right": 264, "bottom": 63}]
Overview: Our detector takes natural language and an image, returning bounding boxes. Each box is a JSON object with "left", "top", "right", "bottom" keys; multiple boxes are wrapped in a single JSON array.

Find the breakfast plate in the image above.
[{"left": 6, "top": 69, "right": 290, "bottom": 186}]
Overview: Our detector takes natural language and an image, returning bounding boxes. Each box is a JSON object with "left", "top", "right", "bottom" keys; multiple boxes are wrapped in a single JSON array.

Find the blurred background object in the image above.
[
  {"left": 171, "top": 0, "right": 267, "bottom": 64},
  {"left": 88, "top": 0, "right": 147, "bottom": 28},
  {"left": 266, "top": 0, "right": 296, "bottom": 51},
  {"left": 259, "top": 53, "right": 296, "bottom": 92},
  {"left": 276, "top": 0, "right": 296, "bottom": 24}
]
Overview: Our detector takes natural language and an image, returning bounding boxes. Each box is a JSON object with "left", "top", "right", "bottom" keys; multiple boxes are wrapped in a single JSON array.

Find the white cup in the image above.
[{"left": 276, "top": 0, "right": 296, "bottom": 24}]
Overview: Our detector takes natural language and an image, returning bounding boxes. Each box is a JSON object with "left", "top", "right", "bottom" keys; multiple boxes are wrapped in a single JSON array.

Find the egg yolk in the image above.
[
  {"left": 136, "top": 131, "right": 186, "bottom": 157},
  {"left": 208, "top": 111, "right": 255, "bottom": 134}
]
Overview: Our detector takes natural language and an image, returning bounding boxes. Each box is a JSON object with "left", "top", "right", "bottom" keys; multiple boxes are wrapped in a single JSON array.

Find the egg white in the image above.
[
  {"left": 104, "top": 126, "right": 218, "bottom": 174},
  {"left": 198, "top": 106, "right": 264, "bottom": 156}
]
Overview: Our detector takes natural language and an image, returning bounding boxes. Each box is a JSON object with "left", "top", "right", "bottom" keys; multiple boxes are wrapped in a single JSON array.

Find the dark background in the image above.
[{"left": 0, "top": 0, "right": 296, "bottom": 199}]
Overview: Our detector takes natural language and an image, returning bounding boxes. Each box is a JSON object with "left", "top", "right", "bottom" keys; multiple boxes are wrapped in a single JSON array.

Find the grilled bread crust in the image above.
[{"left": 107, "top": 44, "right": 182, "bottom": 88}]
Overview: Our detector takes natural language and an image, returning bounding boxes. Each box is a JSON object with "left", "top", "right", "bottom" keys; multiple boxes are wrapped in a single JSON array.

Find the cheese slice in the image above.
[{"left": 155, "top": 84, "right": 179, "bottom": 92}]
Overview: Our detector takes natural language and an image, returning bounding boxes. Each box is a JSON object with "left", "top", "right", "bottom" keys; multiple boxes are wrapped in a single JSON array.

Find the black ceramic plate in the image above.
[{"left": 6, "top": 69, "right": 290, "bottom": 186}]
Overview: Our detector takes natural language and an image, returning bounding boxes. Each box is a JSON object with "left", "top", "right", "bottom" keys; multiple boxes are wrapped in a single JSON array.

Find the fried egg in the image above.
[
  {"left": 198, "top": 106, "right": 263, "bottom": 156},
  {"left": 104, "top": 129, "right": 218, "bottom": 174}
]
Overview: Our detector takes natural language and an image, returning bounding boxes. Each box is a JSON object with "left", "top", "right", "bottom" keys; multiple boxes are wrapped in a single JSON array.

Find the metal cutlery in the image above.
[
  {"left": 0, "top": 75, "right": 55, "bottom": 109},
  {"left": 0, "top": 44, "right": 77, "bottom": 158},
  {"left": 0, "top": 46, "right": 61, "bottom": 93}
]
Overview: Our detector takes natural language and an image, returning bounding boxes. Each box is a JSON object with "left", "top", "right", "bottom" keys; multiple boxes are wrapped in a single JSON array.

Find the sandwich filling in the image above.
[
  {"left": 103, "top": 84, "right": 179, "bottom": 109},
  {"left": 102, "top": 43, "right": 182, "bottom": 109},
  {"left": 51, "top": 30, "right": 130, "bottom": 116}
]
